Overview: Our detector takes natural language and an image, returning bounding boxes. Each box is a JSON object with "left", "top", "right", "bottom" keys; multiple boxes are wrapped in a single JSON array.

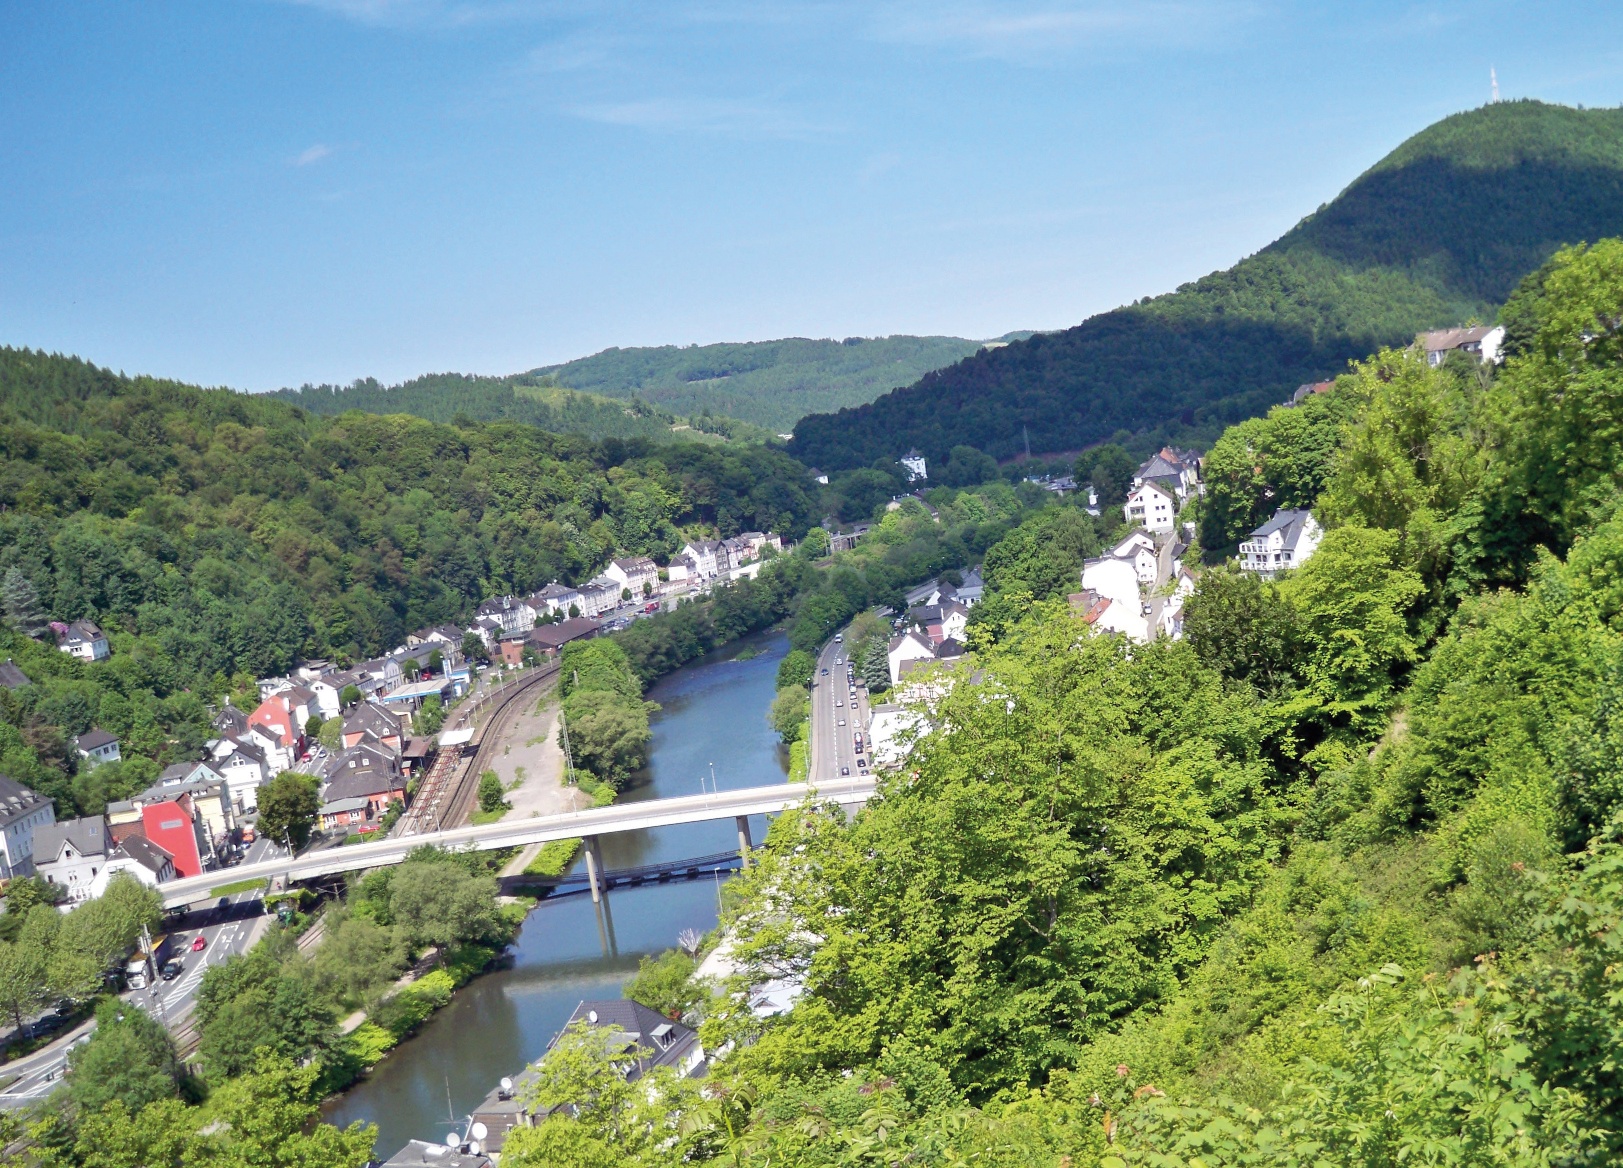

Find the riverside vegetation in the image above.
[
  {"left": 0, "top": 346, "right": 817, "bottom": 823},
  {"left": 489, "top": 239, "right": 1623, "bottom": 1166}
]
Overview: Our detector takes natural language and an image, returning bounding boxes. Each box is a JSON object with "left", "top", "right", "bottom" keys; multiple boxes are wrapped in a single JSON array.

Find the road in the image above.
[
  {"left": 0, "top": 837, "right": 278, "bottom": 1108},
  {"left": 157, "top": 777, "right": 876, "bottom": 908},
  {"left": 809, "top": 629, "right": 872, "bottom": 784}
]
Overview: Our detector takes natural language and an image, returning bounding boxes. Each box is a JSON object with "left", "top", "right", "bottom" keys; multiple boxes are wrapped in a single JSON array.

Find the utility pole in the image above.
[
  {"left": 1023, "top": 424, "right": 1032, "bottom": 461},
  {"left": 1491, "top": 66, "right": 1499, "bottom": 103}
]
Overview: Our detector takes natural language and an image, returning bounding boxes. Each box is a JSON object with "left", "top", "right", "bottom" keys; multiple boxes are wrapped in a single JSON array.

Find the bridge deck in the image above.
[{"left": 162, "top": 777, "right": 875, "bottom": 907}]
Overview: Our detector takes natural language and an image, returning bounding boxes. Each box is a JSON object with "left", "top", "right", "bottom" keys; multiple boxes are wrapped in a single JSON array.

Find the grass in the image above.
[
  {"left": 470, "top": 806, "right": 509, "bottom": 826},
  {"left": 209, "top": 877, "right": 268, "bottom": 897},
  {"left": 524, "top": 838, "right": 581, "bottom": 877}
]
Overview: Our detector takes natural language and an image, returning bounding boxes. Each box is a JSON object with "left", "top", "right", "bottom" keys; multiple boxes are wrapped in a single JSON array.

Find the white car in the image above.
[{"left": 835, "top": 700, "right": 843, "bottom": 707}]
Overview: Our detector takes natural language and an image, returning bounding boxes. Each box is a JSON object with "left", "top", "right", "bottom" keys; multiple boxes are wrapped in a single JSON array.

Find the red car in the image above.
[{"left": 191, "top": 935, "right": 207, "bottom": 952}]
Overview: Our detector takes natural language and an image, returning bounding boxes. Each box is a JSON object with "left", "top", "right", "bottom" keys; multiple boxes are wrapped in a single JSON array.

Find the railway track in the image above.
[{"left": 412, "top": 663, "right": 560, "bottom": 833}]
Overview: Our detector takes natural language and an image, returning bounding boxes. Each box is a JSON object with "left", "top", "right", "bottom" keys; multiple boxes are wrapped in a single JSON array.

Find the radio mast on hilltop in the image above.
[{"left": 1491, "top": 67, "right": 1500, "bottom": 104}]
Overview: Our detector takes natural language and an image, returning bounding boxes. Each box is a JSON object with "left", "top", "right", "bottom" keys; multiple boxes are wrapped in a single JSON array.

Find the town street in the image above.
[
  {"left": 809, "top": 629, "right": 871, "bottom": 784},
  {"left": 0, "top": 836, "right": 278, "bottom": 1108}
]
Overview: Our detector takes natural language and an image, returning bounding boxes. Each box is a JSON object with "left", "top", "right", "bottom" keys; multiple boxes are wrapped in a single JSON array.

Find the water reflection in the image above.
[{"left": 323, "top": 629, "right": 789, "bottom": 1157}]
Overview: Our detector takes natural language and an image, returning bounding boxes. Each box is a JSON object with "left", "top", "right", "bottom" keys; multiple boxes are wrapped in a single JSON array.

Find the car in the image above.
[
  {"left": 835, "top": 657, "right": 844, "bottom": 665},
  {"left": 835, "top": 634, "right": 843, "bottom": 643},
  {"left": 835, "top": 700, "right": 843, "bottom": 707},
  {"left": 837, "top": 719, "right": 846, "bottom": 727},
  {"left": 820, "top": 668, "right": 829, "bottom": 675},
  {"left": 161, "top": 960, "right": 183, "bottom": 981},
  {"left": 191, "top": 935, "right": 207, "bottom": 952},
  {"left": 841, "top": 766, "right": 850, "bottom": 776}
]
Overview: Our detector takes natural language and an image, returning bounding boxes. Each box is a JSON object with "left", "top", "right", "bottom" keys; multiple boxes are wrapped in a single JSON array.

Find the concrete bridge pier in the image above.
[
  {"left": 735, "top": 816, "right": 753, "bottom": 868},
  {"left": 583, "top": 835, "right": 606, "bottom": 903}
]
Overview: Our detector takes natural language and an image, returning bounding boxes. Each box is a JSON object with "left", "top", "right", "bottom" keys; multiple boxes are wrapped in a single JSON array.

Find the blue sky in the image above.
[{"left": 4, "top": 2, "right": 1622, "bottom": 391}]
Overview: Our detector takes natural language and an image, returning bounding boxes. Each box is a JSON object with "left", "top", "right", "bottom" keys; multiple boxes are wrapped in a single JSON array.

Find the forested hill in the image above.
[
  {"left": 0, "top": 344, "right": 816, "bottom": 681},
  {"left": 789, "top": 100, "right": 1623, "bottom": 470},
  {"left": 532, "top": 334, "right": 997, "bottom": 433},
  {"left": 274, "top": 372, "right": 779, "bottom": 446}
]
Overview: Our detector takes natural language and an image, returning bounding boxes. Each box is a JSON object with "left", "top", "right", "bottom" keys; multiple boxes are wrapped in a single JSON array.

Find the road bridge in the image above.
[{"left": 161, "top": 777, "right": 876, "bottom": 909}]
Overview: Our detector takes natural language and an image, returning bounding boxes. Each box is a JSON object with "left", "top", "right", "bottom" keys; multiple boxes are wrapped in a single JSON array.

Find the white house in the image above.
[
  {"left": 530, "top": 582, "right": 584, "bottom": 618},
  {"left": 1080, "top": 556, "right": 1149, "bottom": 643},
  {"left": 1134, "top": 447, "right": 1203, "bottom": 503},
  {"left": 33, "top": 816, "right": 113, "bottom": 907},
  {"left": 1419, "top": 325, "right": 1505, "bottom": 367},
  {"left": 88, "top": 835, "right": 175, "bottom": 896},
  {"left": 73, "top": 729, "right": 121, "bottom": 768},
  {"left": 208, "top": 737, "right": 272, "bottom": 812},
  {"left": 666, "top": 554, "right": 700, "bottom": 584},
  {"left": 580, "top": 575, "right": 624, "bottom": 616},
  {"left": 682, "top": 541, "right": 723, "bottom": 579},
  {"left": 1124, "top": 480, "right": 1177, "bottom": 534},
  {"left": 868, "top": 704, "right": 926, "bottom": 769},
  {"left": 900, "top": 450, "right": 928, "bottom": 482},
  {"left": 1239, "top": 509, "right": 1322, "bottom": 578},
  {"left": 604, "top": 557, "right": 659, "bottom": 597},
  {"left": 0, "top": 775, "right": 54, "bottom": 881},
  {"left": 53, "top": 620, "right": 109, "bottom": 662},
  {"left": 887, "top": 629, "right": 938, "bottom": 685},
  {"left": 1106, "top": 531, "right": 1160, "bottom": 585},
  {"left": 476, "top": 595, "right": 537, "bottom": 635}
]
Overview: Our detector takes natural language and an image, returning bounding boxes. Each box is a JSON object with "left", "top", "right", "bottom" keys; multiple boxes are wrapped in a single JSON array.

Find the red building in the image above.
[{"left": 140, "top": 795, "right": 210, "bottom": 878}]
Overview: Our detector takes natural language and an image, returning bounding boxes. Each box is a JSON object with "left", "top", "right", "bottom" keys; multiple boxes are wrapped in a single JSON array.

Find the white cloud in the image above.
[
  {"left": 293, "top": 143, "right": 334, "bottom": 166},
  {"left": 569, "top": 95, "right": 835, "bottom": 138},
  {"left": 864, "top": 0, "right": 1258, "bottom": 62},
  {"left": 276, "top": 0, "right": 576, "bottom": 28}
]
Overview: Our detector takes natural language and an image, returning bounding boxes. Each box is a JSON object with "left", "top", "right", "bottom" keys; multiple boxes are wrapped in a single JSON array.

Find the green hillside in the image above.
[
  {"left": 273, "top": 371, "right": 777, "bottom": 445},
  {"left": 536, "top": 334, "right": 993, "bottom": 433},
  {"left": 789, "top": 100, "right": 1623, "bottom": 470}
]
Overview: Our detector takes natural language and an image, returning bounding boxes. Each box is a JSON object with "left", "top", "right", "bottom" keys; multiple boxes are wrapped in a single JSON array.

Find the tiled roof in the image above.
[
  {"left": 33, "top": 815, "right": 108, "bottom": 866},
  {"left": 0, "top": 774, "right": 49, "bottom": 831}
]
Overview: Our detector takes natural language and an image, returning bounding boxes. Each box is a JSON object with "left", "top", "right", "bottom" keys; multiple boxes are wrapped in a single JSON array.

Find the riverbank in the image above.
[{"left": 323, "top": 627, "right": 792, "bottom": 1158}]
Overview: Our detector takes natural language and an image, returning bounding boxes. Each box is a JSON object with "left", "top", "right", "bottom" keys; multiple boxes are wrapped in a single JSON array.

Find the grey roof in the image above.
[
  {"left": 382, "top": 1140, "right": 492, "bottom": 1168},
  {"left": 0, "top": 774, "right": 50, "bottom": 831},
  {"left": 1249, "top": 509, "right": 1315, "bottom": 549},
  {"left": 33, "top": 816, "right": 108, "bottom": 866},
  {"left": 0, "top": 660, "right": 31, "bottom": 689},
  {"left": 112, "top": 834, "right": 173, "bottom": 876},
  {"left": 553, "top": 1000, "right": 701, "bottom": 1080},
  {"left": 322, "top": 746, "right": 404, "bottom": 801},
  {"left": 319, "top": 796, "right": 371, "bottom": 815},
  {"left": 345, "top": 702, "right": 402, "bottom": 740},
  {"left": 214, "top": 704, "right": 251, "bottom": 735},
  {"left": 73, "top": 728, "right": 119, "bottom": 752}
]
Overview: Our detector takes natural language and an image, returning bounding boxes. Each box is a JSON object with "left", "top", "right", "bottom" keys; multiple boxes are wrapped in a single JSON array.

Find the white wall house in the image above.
[
  {"left": 605, "top": 557, "right": 659, "bottom": 596},
  {"left": 33, "top": 816, "right": 112, "bottom": 907},
  {"left": 1124, "top": 481, "right": 1177, "bottom": 534},
  {"left": 887, "top": 629, "right": 937, "bottom": 685},
  {"left": 1080, "top": 556, "right": 1149, "bottom": 643},
  {"left": 54, "top": 620, "right": 109, "bottom": 662},
  {"left": 900, "top": 450, "right": 928, "bottom": 482},
  {"left": 0, "top": 776, "right": 54, "bottom": 881},
  {"left": 1239, "top": 509, "right": 1322, "bottom": 578},
  {"left": 1420, "top": 325, "right": 1505, "bottom": 367},
  {"left": 683, "top": 541, "right": 722, "bottom": 579}
]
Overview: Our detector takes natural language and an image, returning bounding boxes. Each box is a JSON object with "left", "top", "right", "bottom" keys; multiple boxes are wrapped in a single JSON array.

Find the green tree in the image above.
[
  {"left": 309, "top": 912, "right": 405, "bottom": 1009},
  {"left": 1277, "top": 525, "right": 1424, "bottom": 731},
  {"left": 387, "top": 861, "right": 499, "bottom": 954},
  {"left": 477, "top": 771, "right": 507, "bottom": 814},
  {"left": 316, "top": 716, "right": 343, "bottom": 751},
  {"left": 339, "top": 683, "right": 362, "bottom": 708},
  {"left": 776, "top": 648, "right": 815, "bottom": 690},
  {"left": 67, "top": 998, "right": 182, "bottom": 1113},
  {"left": 623, "top": 949, "right": 704, "bottom": 1020},
  {"left": 1, "top": 567, "right": 47, "bottom": 639},
  {"left": 303, "top": 714, "right": 323, "bottom": 739},
  {"left": 563, "top": 689, "right": 654, "bottom": 788},
  {"left": 1181, "top": 567, "right": 1300, "bottom": 690},
  {"left": 414, "top": 695, "right": 444, "bottom": 736},
  {"left": 1076, "top": 444, "right": 1136, "bottom": 507},
  {"left": 0, "top": 905, "right": 56, "bottom": 1030},
  {"left": 461, "top": 631, "right": 488, "bottom": 666},
  {"left": 195, "top": 948, "right": 336, "bottom": 1079},
  {"left": 768, "top": 684, "right": 809, "bottom": 744},
  {"left": 257, "top": 772, "right": 321, "bottom": 852},
  {"left": 798, "top": 527, "right": 832, "bottom": 559}
]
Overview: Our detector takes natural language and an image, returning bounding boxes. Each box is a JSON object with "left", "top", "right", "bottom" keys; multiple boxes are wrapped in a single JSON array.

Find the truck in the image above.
[{"left": 125, "top": 932, "right": 176, "bottom": 990}]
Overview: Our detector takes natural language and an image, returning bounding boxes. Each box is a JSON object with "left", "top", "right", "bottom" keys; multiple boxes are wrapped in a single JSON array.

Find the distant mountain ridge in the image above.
[
  {"left": 788, "top": 100, "right": 1623, "bottom": 470},
  {"left": 274, "top": 372, "right": 776, "bottom": 446},
  {"left": 533, "top": 334, "right": 1007, "bottom": 433}
]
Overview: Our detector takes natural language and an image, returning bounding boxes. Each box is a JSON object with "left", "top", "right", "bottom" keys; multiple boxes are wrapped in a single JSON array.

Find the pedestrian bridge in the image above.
[{"left": 160, "top": 777, "right": 876, "bottom": 909}]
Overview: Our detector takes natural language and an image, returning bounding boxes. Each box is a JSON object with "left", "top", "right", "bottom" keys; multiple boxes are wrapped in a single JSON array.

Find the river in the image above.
[{"left": 323, "top": 628, "right": 790, "bottom": 1158}]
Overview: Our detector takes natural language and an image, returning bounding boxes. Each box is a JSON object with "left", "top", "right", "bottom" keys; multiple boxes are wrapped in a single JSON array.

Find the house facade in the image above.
[
  {"left": 0, "top": 774, "right": 54, "bottom": 881},
  {"left": 900, "top": 450, "right": 928, "bottom": 482},
  {"left": 73, "top": 729, "right": 121, "bottom": 768},
  {"left": 604, "top": 557, "right": 658, "bottom": 596},
  {"left": 1124, "top": 480, "right": 1177, "bottom": 534},
  {"left": 1419, "top": 325, "right": 1505, "bottom": 367},
  {"left": 34, "top": 816, "right": 113, "bottom": 906},
  {"left": 1239, "top": 509, "right": 1322, "bottom": 578},
  {"left": 53, "top": 620, "right": 109, "bottom": 661}
]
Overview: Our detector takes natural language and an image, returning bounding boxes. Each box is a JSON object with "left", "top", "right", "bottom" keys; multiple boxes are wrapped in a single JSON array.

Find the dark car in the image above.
[
  {"left": 840, "top": 766, "right": 850, "bottom": 776},
  {"left": 161, "top": 960, "right": 183, "bottom": 981}
]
